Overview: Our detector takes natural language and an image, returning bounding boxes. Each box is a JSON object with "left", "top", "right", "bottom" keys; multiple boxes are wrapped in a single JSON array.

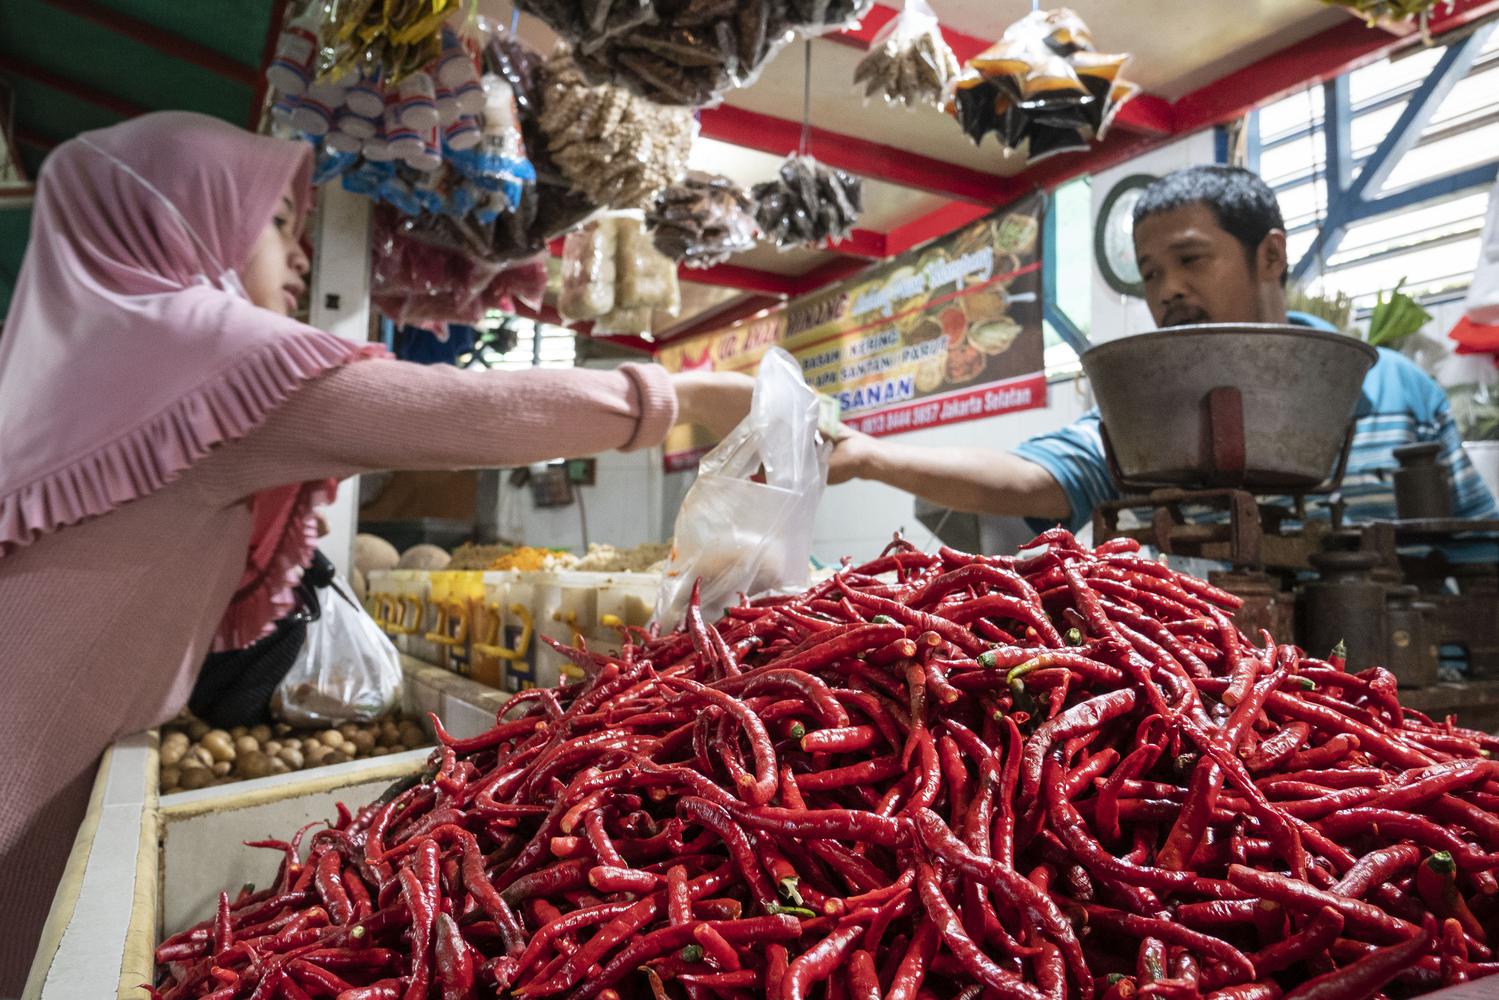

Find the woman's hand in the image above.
[
  {"left": 827, "top": 428, "right": 877, "bottom": 485},
  {"left": 671, "top": 371, "right": 756, "bottom": 438}
]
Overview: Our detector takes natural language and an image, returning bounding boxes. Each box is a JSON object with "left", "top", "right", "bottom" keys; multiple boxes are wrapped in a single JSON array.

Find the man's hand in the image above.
[
  {"left": 671, "top": 371, "right": 756, "bottom": 439},
  {"left": 828, "top": 428, "right": 876, "bottom": 485}
]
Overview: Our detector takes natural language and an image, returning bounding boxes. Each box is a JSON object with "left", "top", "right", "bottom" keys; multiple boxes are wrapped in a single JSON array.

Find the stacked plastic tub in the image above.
[{"left": 367, "top": 566, "right": 662, "bottom": 692}]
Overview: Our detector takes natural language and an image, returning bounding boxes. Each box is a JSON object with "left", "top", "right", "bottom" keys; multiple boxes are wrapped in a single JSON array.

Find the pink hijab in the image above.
[{"left": 0, "top": 111, "right": 386, "bottom": 649}]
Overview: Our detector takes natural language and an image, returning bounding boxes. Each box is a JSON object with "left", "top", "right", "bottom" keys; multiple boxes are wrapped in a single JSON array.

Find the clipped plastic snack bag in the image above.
[
  {"left": 558, "top": 218, "right": 619, "bottom": 322},
  {"left": 853, "top": 0, "right": 960, "bottom": 109},
  {"left": 614, "top": 214, "right": 680, "bottom": 317},
  {"left": 654, "top": 347, "right": 832, "bottom": 628}
]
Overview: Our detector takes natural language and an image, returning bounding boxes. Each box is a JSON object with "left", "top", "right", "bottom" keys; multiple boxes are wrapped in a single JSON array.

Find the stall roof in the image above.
[{"left": 3, "top": 0, "right": 1497, "bottom": 335}]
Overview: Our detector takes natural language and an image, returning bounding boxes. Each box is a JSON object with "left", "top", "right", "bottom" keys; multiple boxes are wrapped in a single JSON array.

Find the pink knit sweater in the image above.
[{"left": 0, "top": 358, "right": 676, "bottom": 990}]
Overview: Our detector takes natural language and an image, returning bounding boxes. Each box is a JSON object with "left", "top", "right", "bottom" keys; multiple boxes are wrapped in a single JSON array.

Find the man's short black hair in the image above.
[{"left": 1133, "top": 165, "right": 1287, "bottom": 282}]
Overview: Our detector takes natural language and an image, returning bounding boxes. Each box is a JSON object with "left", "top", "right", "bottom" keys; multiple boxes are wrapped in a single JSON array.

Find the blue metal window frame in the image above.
[
  {"left": 1283, "top": 24, "right": 1499, "bottom": 283},
  {"left": 1041, "top": 196, "right": 1089, "bottom": 356}
]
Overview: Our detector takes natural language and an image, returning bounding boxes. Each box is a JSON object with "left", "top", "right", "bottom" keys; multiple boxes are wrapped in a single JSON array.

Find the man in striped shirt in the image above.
[{"left": 829, "top": 165, "right": 1498, "bottom": 535}]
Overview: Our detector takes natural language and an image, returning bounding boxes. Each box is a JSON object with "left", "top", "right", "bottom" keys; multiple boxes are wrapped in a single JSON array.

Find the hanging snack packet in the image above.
[{"left": 853, "top": 0, "right": 960, "bottom": 109}]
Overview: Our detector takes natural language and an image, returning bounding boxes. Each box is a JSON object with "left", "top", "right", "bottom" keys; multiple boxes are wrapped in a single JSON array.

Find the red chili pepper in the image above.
[
  {"left": 1416, "top": 850, "right": 1488, "bottom": 944},
  {"left": 884, "top": 919, "right": 940, "bottom": 1000},
  {"left": 287, "top": 957, "right": 353, "bottom": 996},
  {"left": 1282, "top": 928, "right": 1429, "bottom": 1000},
  {"left": 796, "top": 754, "right": 905, "bottom": 791},
  {"left": 396, "top": 838, "right": 440, "bottom": 1000},
  {"left": 659, "top": 676, "right": 778, "bottom": 806},
  {"left": 1082, "top": 905, "right": 1255, "bottom": 983},
  {"left": 676, "top": 797, "right": 777, "bottom": 912},
  {"left": 1249, "top": 905, "right": 1343, "bottom": 976},
  {"left": 665, "top": 865, "right": 691, "bottom": 926},
  {"left": 1225, "top": 865, "right": 1416, "bottom": 943},
  {"left": 1318, "top": 808, "right": 1499, "bottom": 871},
  {"left": 211, "top": 891, "right": 233, "bottom": 962},
  {"left": 156, "top": 532, "right": 1499, "bottom": 1000},
  {"left": 1441, "top": 916, "right": 1471, "bottom": 986},
  {"left": 1020, "top": 689, "right": 1137, "bottom": 807},
  {"left": 915, "top": 861, "right": 1047, "bottom": 999},
  {"left": 1329, "top": 844, "right": 1422, "bottom": 899},
  {"left": 1204, "top": 985, "right": 1282, "bottom": 1000},
  {"left": 843, "top": 948, "right": 881, "bottom": 1000},
  {"left": 572, "top": 914, "right": 801, "bottom": 1000},
  {"left": 690, "top": 922, "right": 741, "bottom": 971},
  {"left": 1131, "top": 938, "right": 1166, "bottom": 985}
]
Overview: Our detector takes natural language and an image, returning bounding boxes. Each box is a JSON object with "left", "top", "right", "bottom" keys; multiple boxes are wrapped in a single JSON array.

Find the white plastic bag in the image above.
[
  {"left": 1465, "top": 177, "right": 1499, "bottom": 324},
  {"left": 272, "top": 575, "right": 403, "bottom": 727},
  {"left": 655, "top": 348, "right": 831, "bottom": 628}
]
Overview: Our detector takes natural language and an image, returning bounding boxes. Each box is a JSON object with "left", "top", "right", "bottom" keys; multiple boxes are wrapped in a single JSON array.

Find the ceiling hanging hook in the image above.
[{"left": 800, "top": 39, "right": 813, "bottom": 158}]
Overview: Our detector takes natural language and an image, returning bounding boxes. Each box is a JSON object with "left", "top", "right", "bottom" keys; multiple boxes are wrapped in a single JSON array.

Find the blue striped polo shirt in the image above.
[{"left": 1014, "top": 316, "right": 1499, "bottom": 542}]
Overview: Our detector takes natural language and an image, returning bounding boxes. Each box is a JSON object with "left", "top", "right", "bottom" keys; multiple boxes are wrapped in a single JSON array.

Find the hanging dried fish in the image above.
[
  {"left": 515, "top": 0, "right": 873, "bottom": 106},
  {"left": 648, "top": 172, "right": 760, "bottom": 267},
  {"left": 853, "top": 0, "right": 961, "bottom": 109},
  {"left": 752, "top": 155, "right": 863, "bottom": 250}
]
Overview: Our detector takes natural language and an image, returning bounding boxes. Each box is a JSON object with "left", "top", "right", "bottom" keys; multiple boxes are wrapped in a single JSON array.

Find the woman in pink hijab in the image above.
[{"left": 0, "top": 111, "right": 750, "bottom": 990}]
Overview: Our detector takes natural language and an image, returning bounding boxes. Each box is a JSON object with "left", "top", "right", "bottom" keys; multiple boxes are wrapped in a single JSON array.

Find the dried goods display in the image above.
[
  {"left": 269, "top": 10, "right": 495, "bottom": 173},
  {"left": 572, "top": 540, "right": 674, "bottom": 573},
  {"left": 538, "top": 49, "right": 696, "bottom": 210},
  {"left": 154, "top": 531, "right": 1499, "bottom": 998},
  {"left": 486, "top": 33, "right": 602, "bottom": 260},
  {"left": 559, "top": 215, "right": 682, "bottom": 332},
  {"left": 753, "top": 155, "right": 865, "bottom": 249},
  {"left": 371, "top": 206, "right": 547, "bottom": 326},
  {"left": 158, "top": 711, "right": 431, "bottom": 792},
  {"left": 447, "top": 542, "right": 674, "bottom": 573},
  {"left": 648, "top": 173, "right": 761, "bottom": 268},
  {"left": 946, "top": 8, "right": 1139, "bottom": 164},
  {"left": 515, "top": 0, "right": 875, "bottom": 106},
  {"left": 1320, "top": 0, "right": 1446, "bottom": 24},
  {"left": 853, "top": 0, "right": 961, "bottom": 109}
]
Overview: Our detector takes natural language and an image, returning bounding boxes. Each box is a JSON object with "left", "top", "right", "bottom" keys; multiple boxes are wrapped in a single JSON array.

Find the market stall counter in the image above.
[
  {"left": 50, "top": 534, "right": 1499, "bottom": 999},
  {"left": 23, "top": 657, "right": 507, "bottom": 1000}
]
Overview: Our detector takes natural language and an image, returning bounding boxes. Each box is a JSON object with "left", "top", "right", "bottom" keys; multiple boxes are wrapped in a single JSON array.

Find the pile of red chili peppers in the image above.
[{"left": 153, "top": 530, "right": 1499, "bottom": 1000}]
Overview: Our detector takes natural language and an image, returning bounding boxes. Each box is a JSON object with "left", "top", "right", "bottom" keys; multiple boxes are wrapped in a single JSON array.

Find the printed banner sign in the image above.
[{"left": 656, "top": 195, "right": 1047, "bottom": 471}]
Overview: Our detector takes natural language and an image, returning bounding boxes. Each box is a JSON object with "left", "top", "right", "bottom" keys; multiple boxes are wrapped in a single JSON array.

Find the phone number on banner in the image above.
[{"left": 844, "top": 372, "right": 1048, "bottom": 437}]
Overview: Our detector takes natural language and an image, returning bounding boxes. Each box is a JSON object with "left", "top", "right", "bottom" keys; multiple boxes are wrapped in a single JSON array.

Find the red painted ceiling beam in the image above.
[
  {"left": 591, "top": 333, "right": 655, "bottom": 354},
  {"left": 686, "top": 261, "right": 807, "bottom": 297},
  {"left": 657, "top": 294, "right": 783, "bottom": 341},
  {"left": 549, "top": 236, "right": 860, "bottom": 296},
  {"left": 826, "top": 228, "right": 888, "bottom": 259},
  {"left": 1112, "top": 96, "right": 1176, "bottom": 138},
  {"left": 698, "top": 104, "right": 1010, "bottom": 206},
  {"left": 791, "top": 256, "right": 871, "bottom": 293},
  {"left": 885, "top": 201, "right": 993, "bottom": 258},
  {"left": 39, "top": 0, "right": 259, "bottom": 88},
  {"left": 0, "top": 57, "right": 147, "bottom": 119},
  {"left": 249, "top": 0, "right": 294, "bottom": 130},
  {"left": 1171, "top": 0, "right": 1499, "bottom": 134}
]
